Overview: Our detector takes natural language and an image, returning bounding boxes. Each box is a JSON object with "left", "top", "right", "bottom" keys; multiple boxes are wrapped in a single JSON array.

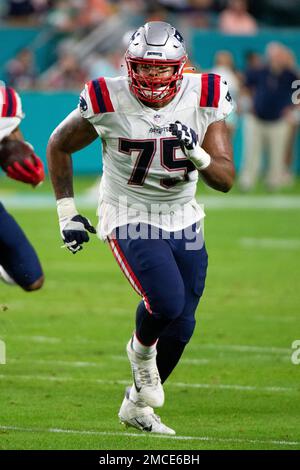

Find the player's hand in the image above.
[
  {"left": 169, "top": 121, "right": 211, "bottom": 170},
  {"left": 59, "top": 215, "right": 96, "bottom": 254},
  {"left": 169, "top": 121, "right": 198, "bottom": 154},
  {"left": 6, "top": 153, "right": 45, "bottom": 187}
]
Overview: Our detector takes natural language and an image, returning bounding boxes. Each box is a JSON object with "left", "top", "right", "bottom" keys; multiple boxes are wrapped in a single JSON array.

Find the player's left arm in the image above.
[
  {"left": 170, "top": 119, "right": 234, "bottom": 192},
  {"left": 200, "top": 119, "right": 235, "bottom": 192},
  {"left": 170, "top": 75, "right": 235, "bottom": 192}
]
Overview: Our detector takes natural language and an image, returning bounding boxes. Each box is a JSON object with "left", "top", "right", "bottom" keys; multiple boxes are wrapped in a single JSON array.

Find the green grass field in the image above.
[{"left": 0, "top": 176, "right": 300, "bottom": 450}]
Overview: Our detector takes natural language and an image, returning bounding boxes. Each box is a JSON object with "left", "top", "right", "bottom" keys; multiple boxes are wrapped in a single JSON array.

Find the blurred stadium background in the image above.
[
  {"left": 0, "top": 0, "right": 299, "bottom": 178},
  {"left": 0, "top": 0, "right": 300, "bottom": 451}
]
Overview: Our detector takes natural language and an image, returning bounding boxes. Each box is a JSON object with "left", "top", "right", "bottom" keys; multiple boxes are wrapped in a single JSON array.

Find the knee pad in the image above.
[{"left": 151, "top": 289, "right": 185, "bottom": 322}]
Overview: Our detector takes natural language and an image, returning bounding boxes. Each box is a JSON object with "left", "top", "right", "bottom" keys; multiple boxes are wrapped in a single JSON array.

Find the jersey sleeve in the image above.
[
  {"left": 78, "top": 83, "right": 95, "bottom": 120},
  {"left": 199, "top": 73, "right": 234, "bottom": 123},
  {"left": 0, "top": 86, "right": 23, "bottom": 119},
  {"left": 0, "top": 86, "right": 24, "bottom": 141},
  {"left": 214, "top": 76, "right": 234, "bottom": 121},
  {"left": 78, "top": 77, "right": 115, "bottom": 123}
]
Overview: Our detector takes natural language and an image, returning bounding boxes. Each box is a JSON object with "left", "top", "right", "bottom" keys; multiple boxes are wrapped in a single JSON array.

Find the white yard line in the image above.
[
  {"left": 5, "top": 353, "right": 290, "bottom": 372},
  {"left": 4, "top": 336, "right": 291, "bottom": 355},
  {"left": 110, "top": 355, "right": 210, "bottom": 365},
  {"left": 115, "top": 355, "right": 208, "bottom": 366},
  {"left": 240, "top": 237, "right": 300, "bottom": 249},
  {"left": 1, "top": 194, "right": 300, "bottom": 210},
  {"left": 0, "top": 424, "right": 299, "bottom": 447},
  {"left": 13, "top": 335, "right": 62, "bottom": 344},
  {"left": 9, "top": 359, "right": 106, "bottom": 368},
  {"left": 0, "top": 373, "right": 297, "bottom": 394},
  {"left": 188, "top": 343, "right": 290, "bottom": 354},
  {"left": 10, "top": 356, "right": 210, "bottom": 367},
  {"left": 198, "top": 195, "right": 300, "bottom": 209}
]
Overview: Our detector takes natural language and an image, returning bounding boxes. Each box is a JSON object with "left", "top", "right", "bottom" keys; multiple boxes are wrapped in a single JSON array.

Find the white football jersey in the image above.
[{"left": 79, "top": 73, "right": 233, "bottom": 239}]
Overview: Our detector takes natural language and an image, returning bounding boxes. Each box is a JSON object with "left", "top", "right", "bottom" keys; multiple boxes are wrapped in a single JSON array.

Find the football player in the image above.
[
  {"left": 47, "top": 22, "right": 235, "bottom": 434},
  {"left": 0, "top": 85, "right": 44, "bottom": 291}
]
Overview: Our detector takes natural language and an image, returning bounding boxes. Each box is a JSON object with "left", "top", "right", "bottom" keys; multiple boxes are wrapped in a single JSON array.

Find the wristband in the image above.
[
  {"left": 57, "top": 197, "right": 78, "bottom": 219},
  {"left": 188, "top": 144, "right": 211, "bottom": 170}
]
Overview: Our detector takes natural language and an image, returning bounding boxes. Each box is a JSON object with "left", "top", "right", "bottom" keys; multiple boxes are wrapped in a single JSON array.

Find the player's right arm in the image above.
[
  {"left": 47, "top": 109, "right": 97, "bottom": 198},
  {"left": 47, "top": 109, "right": 98, "bottom": 253}
]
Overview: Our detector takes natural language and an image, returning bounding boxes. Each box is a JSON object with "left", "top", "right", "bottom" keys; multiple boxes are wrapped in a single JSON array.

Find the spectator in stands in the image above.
[
  {"left": 46, "top": 0, "right": 81, "bottom": 33},
  {"left": 219, "top": 0, "right": 257, "bottom": 35},
  {"left": 238, "top": 51, "right": 262, "bottom": 111},
  {"left": 185, "top": 0, "right": 213, "bottom": 28},
  {"left": 7, "top": 0, "right": 34, "bottom": 18},
  {"left": 115, "top": 0, "right": 147, "bottom": 18},
  {"left": 31, "top": 0, "right": 51, "bottom": 17},
  {"left": 211, "top": 50, "right": 240, "bottom": 138},
  {"left": 239, "top": 42, "right": 299, "bottom": 191},
  {"left": 6, "top": 0, "right": 50, "bottom": 24},
  {"left": 5, "top": 48, "right": 38, "bottom": 90},
  {"left": 249, "top": 0, "right": 300, "bottom": 27},
  {"left": 244, "top": 51, "right": 263, "bottom": 72},
  {"left": 40, "top": 52, "right": 87, "bottom": 90},
  {"left": 77, "top": 0, "right": 113, "bottom": 30}
]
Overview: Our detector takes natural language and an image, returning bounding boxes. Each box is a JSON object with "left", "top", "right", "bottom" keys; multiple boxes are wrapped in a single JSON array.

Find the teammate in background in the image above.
[
  {"left": 0, "top": 85, "right": 45, "bottom": 291},
  {"left": 239, "top": 42, "right": 299, "bottom": 191},
  {"left": 47, "top": 22, "right": 234, "bottom": 434}
]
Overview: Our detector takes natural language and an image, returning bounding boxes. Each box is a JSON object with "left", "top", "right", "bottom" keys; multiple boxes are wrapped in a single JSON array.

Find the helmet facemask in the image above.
[{"left": 126, "top": 56, "right": 186, "bottom": 105}]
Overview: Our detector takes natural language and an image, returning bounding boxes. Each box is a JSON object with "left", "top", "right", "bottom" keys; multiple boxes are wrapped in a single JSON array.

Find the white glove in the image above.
[{"left": 57, "top": 198, "right": 96, "bottom": 254}]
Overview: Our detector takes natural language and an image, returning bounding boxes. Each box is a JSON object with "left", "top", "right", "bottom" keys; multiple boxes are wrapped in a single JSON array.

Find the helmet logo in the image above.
[
  {"left": 145, "top": 51, "right": 163, "bottom": 58},
  {"left": 130, "top": 30, "right": 140, "bottom": 42},
  {"left": 174, "top": 30, "right": 184, "bottom": 43}
]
